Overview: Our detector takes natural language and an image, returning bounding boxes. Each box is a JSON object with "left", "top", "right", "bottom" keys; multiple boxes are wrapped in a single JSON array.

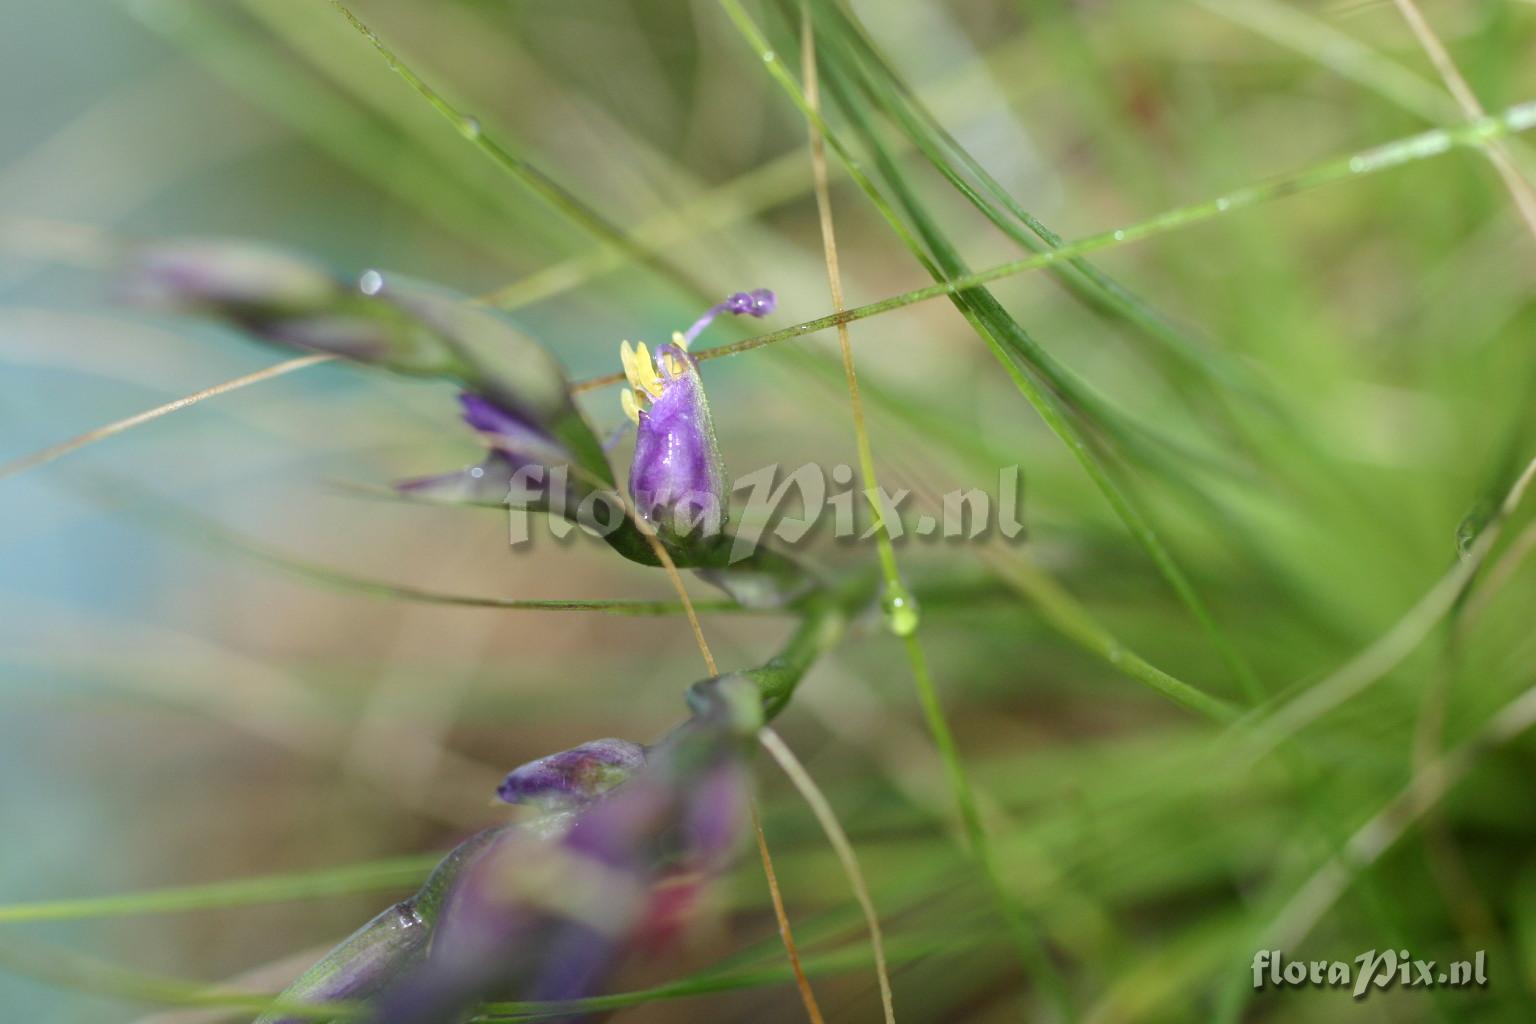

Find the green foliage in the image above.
[{"left": 5, "top": 0, "right": 1536, "bottom": 1021}]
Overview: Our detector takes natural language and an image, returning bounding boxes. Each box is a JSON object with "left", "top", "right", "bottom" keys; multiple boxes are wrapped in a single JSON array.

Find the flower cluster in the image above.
[{"left": 126, "top": 242, "right": 823, "bottom": 1023}]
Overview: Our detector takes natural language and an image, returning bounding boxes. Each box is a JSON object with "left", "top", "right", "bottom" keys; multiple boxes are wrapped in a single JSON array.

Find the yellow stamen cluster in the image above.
[{"left": 619, "top": 332, "right": 690, "bottom": 424}]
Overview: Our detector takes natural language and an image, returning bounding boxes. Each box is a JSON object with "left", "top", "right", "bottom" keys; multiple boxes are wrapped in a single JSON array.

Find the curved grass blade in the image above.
[
  {"left": 0, "top": 857, "right": 437, "bottom": 924},
  {"left": 324, "top": 0, "right": 709, "bottom": 305},
  {"left": 726, "top": 0, "right": 1263, "bottom": 701}
]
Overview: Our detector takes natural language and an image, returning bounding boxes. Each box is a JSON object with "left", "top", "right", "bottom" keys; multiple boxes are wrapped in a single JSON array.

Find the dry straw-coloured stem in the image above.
[
  {"left": 752, "top": 804, "right": 826, "bottom": 1024},
  {"left": 1389, "top": 0, "right": 1536, "bottom": 243},
  {"left": 0, "top": 354, "right": 331, "bottom": 482},
  {"left": 759, "top": 726, "right": 895, "bottom": 1024}
]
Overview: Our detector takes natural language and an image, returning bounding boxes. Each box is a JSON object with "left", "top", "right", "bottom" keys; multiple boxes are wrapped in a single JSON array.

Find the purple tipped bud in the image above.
[
  {"left": 723, "top": 288, "right": 777, "bottom": 317},
  {"left": 629, "top": 344, "right": 728, "bottom": 542},
  {"left": 394, "top": 391, "right": 587, "bottom": 512},
  {"left": 371, "top": 684, "right": 759, "bottom": 1023},
  {"left": 681, "top": 287, "right": 777, "bottom": 345},
  {"left": 125, "top": 240, "right": 338, "bottom": 314},
  {"left": 497, "top": 739, "right": 647, "bottom": 811},
  {"left": 126, "top": 240, "right": 615, "bottom": 491},
  {"left": 455, "top": 393, "right": 572, "bottom": 467}
]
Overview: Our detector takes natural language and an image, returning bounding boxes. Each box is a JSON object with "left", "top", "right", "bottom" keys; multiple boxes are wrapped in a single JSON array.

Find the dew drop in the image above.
[
  {"left": 881, "top": 584, "right": 921, "bottom": 637},
  {"left": 359, "top": 269, "right": 385, "bottom": 296},
  {"left": 469, "top": 466, "right": 485, "bottom": 480},
  {"left": 1111, "top": 229, "right": 1126, "bottom": 242},
  {"left": 1214, "top": 197, "right": 1231, "bottom": 212},
  {"left": 762, "top": 50, "right": 776, "bottom": 63},
  {"left": 459, "top": 117, "right": 482, "bottom": 140},
  {"left": 1348, "top": 156, "right": 1367, "bottom": 174}
]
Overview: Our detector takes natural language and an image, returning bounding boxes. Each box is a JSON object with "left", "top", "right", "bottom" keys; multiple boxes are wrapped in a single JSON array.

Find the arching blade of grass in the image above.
[
  {"left": 0, "top": 936, "right": 358, "bottom": 1020},
  {"left": 561, "top": 90, "right": 1534, "bottom": 385},
  {"left": 726, "top": 0, "right": 1263, "bottom": 702},
  {"left": 1196, "top": 0, "right": 1468, "bottom": 126},
  {"left": 1234, "top": 456, "right": 1536, "bottom": 766},
  {"left": 174, "top": 514, "right": 755, "bottom": 617},
  {"left": 796, "top": 12, "right": 1229, "bottom": 488},
  {"left": 9, "top": 88, "right": 1535, "bottom": 489},
  {"left": 1214, "top": 678, "right": 1536, "bottom": 1022},
  {"left": 120, "top": 0, "right": 524, "bottom": 261},
  {"left": 979, "top": 549, "right": 1238, "bottom": 722},
  {"left": 480, "top": 25, "right": 1044, "bottom": 313},
  {"left": 324, "top": 0, "right": 709, "bottom": 305},
  {"left": 813, "top": 1, "right": 1286, "bottom": 432},
  {"left": 476, "top": 933, "right": 967, "bottom": 1021},
  {"left": 0, "top": 925, "right": 964, "bottom": 1022},
  {"left": 0, "top": 857, "right": 437, "bottom": 924}
]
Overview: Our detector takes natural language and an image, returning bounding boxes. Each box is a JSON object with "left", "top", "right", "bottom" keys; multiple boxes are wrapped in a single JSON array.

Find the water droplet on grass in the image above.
[
  {"left": 359, "top": 269, "right": 385, "bottom": 296},
  {"left": 460, "top": 117, "right": 482, "bottom": 140},
  {"left": 881, "top": 584, "right": 920, "bottom": 637}
]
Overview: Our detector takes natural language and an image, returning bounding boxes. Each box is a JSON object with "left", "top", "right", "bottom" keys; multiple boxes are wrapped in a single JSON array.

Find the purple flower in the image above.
[
  {"left": 496, "top": 739, "right": 647, "bottom": 812},
  {"left": 126, "top": 240, "right": 616, "bottom": 491},
  {"left": 125, "top": 240, "right": 337, "bottom": 314},
  {"left": 369, "top": 678, "right": 761, "bottom": 1024},
  {"left": 623, "top": 341, "right": 728, "bottom": 540},
  {"left": 396, "top": 392, "right": 576, "bottom": 507},
  {"left": 620, "top": 290, "right": 775, "bottom": 543}
]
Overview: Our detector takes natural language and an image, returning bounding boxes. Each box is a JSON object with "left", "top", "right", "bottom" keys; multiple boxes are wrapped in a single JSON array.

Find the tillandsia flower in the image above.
[
  {"left": 126, "top": 239, "right": 613, "bottom": 490},
  {"left": 369, "top": 677, "right": 761, "bottom": 1024},
  {"left": 129, "top": 238, "right": 657, "bottom": 559},
  {"left": 620, "top": 290, "right": 776, "bottom": 545},
  {"left": 126, "top": 240, "right": 454, "bottom": 373},
  {"left": 394, "top": 392, "right": 583, "bottom": 510}
]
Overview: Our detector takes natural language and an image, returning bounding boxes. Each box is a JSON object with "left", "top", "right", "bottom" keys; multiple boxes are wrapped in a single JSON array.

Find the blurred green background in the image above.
[{"left": 4, "top": 0, "right": 1536, "bottom": 1020}]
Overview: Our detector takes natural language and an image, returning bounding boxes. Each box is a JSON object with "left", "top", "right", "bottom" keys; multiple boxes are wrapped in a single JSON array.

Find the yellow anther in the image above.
[
  {"left": 663, "top": 350, "right": 684, "bottom": 377},
  {"left": 620, "top": 388, "right": 641, "bottom": 424},
  {"left": 631, "top": 341, "right": 663, "bottom": 398},
  {"left": 619, "top": 340, "right": 639, "bottom": 390},
  {"left": 672, "top": 330, "right": 690, "bottom": 351}
]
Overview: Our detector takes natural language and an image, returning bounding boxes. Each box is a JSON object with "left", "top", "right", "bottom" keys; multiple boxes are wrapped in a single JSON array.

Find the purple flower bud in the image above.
[
  {"left": 125, "top": 240, "right": 338, "bottom": 314},
  {"left": 370, "top": 681, "right": 759, "bottom": 1024},
  {"left": 680, "top": 288, "right": 777, "bottom": 345},
  {"left": 126, "top": 240, "right": 615, "bottom": 491},
  {"left": 617, "top": 290, "right": 774, "bottom": 545},
  {"left": 626, "top": 342, "right": 728, "bottom": 542},
  {"left": 394, "top": 392, "right": 585, "bottom": 512},
  {"left": 496, "top": 738, "right": 647, "bottom": 811}
]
